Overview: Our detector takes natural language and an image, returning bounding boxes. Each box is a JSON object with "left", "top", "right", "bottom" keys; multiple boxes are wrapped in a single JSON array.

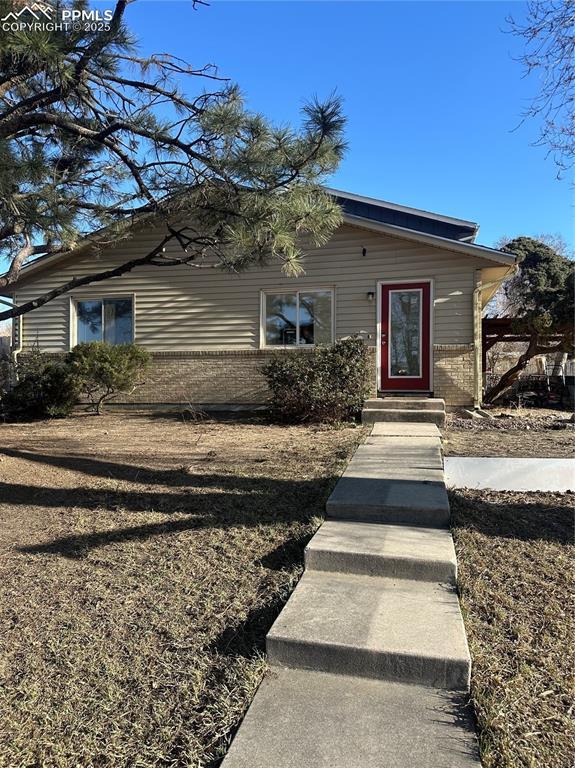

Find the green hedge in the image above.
[
  {"left": 1, "top": 343, "right": 150, "bottom": 421},
  {"left": 262, "top": 337, "right": 370, "bottom": 423},
  {"left": 1, "top": 347, "right": 80, "bottom": 422},
  {"left": 68, "top": 342, "right": 150, "bottom": 414}
]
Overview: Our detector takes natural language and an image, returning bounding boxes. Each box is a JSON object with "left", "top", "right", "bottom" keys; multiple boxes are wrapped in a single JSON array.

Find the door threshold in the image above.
[{"left": 377, "top": 392, "right": 434, "bottom": 398}]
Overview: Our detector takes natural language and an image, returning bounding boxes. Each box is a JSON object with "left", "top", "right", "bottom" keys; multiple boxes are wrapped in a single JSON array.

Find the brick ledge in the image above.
[{"left": 433, "top": 344, "right": 474, "bottom": 351}]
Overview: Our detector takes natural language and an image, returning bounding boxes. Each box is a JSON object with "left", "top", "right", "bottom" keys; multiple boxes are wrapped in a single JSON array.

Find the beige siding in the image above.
[{"left": 16, "top": 224, "right": 497, "bottom": 352}]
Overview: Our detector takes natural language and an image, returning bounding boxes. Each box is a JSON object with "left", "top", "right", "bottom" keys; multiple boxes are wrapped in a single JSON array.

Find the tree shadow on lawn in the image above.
[
  {"left": 202, "top": 535, "right": 314, "bottom": 659},
  {"left": 121, "top": 410, "right": 269, "bottom": 424},
  {"left": 14, "top": 502, "right": 322, "bottom": 561},
  {"left": 0, "top": 446, "right": 251, "bottom": 487},
  {"left": 449, "top": 489, "right": 574, "bottom": 545},
  {"left": 6, "top": 455, "right": 333, "bottom": 559}
]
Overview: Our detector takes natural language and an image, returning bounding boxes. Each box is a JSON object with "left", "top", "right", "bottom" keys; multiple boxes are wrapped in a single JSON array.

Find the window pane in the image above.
[
  {"left": 389, "top": 290, "right": 421, "bottom": 376},
  {"left": 265, "top": 293, "right": 297, "bottom": 346},
  {"left": 298, "top": 291, "right": 332, "bottom": 345},
  {"left": 77, "top": 300, "right": 102, "bottom": 343},
  {"left": 104, "top": 298, "right": 134, "bottom": 344}
]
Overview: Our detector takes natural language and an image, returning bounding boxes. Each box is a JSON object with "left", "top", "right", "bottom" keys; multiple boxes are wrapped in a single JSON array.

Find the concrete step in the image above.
[
  {"left": 366, "top": 397, "right": 446, "bottom": 411},
  {"left": 362, "top": 408, "right": 446, "bottom": 426},
  {"left": 267, "top": 571, "right": 471, "bottom": 690},
  {"left": 221, "top": 668, "right": 480, "bottom": 768},
  {"left": 370, "top": 421, "right": 441, "bottom": 438},
  {"left": 305, "top": 520, "right": 457, "bottom": 583},
  {"left": 326, "top": 462, "right": 450, "bottom": 527},
  {"left": 352, "top": 440, "right": 444, "bottom": 470}
]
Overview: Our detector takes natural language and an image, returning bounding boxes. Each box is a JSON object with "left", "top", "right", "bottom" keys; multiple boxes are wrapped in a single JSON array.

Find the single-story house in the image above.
[{"left": 2, "top": 188, "right": 516, "bottom": 409}]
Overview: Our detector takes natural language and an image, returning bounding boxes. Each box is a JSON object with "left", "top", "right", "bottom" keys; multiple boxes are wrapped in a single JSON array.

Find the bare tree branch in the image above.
[{"left": 508, "top": 1, "right": 575, "bottom": 172}]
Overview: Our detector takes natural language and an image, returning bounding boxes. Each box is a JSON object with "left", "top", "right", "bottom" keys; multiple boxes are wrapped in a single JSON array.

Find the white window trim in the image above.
[
  {"left": 69, "top": 294, "right": 136, "bottom": 349},
  {"left": 260, "top": 288, "right": 335, "bottom": 349}
]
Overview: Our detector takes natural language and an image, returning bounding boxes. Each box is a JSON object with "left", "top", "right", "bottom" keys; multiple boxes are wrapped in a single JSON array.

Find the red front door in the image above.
[{"left": 380, "top": 281, "right": 431, "bottom": 392}]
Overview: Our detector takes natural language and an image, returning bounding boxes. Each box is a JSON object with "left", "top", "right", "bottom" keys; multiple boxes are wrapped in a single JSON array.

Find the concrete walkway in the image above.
[
  {"left": 445, "top": 456, "right": 575, "bottom": 492},
  {"left": 222, "top": 422, "right": 480, "bottom": 768}
]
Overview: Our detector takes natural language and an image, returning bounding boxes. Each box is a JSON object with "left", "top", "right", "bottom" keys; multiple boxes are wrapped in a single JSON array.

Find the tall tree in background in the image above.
[
  {"left": 0, "top": 0, "right": 346, "bottom": 322},
  {"left": 484, "top": 236, "right": 574, "bottom": 403},
  {"left": 508, "top": 1, "right": 575, "bottom": 173}
]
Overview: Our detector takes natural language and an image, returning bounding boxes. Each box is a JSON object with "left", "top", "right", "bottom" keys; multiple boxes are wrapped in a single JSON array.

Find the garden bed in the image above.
[
  {"left": 0, "top": 413, "right": 364, "bottom": 767},
  {"left": 451, "top": 488, "right": 574, "bottom": 768},
  {"left": 443, "top": 408, "right": 574, "bottom": 457}
]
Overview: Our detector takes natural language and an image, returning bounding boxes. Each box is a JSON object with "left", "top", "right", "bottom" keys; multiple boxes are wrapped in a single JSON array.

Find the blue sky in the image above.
[{"left": 127, "top": 1, "right": 573, "bottom": 248}]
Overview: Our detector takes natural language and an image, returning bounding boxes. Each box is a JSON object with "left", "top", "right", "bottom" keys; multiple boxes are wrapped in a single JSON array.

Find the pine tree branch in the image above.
[
  {"left": 0, "top": 231, "right": 225, "bottom": 322},
  {"left": 0, "top": 111, "right": 211, "bottom": 167},
  {"left": 0, "top": 232, "right": 175, "bottom": 321},
  {"left": 86, "top": 71, "right": 226, "bottom": 115},
  {"left": 0, "top": 233, "right": 34, "bottom": 288},
  {"left": 72, "top": 1, "right": 129, "bottom": 74},
  {"left": 0, "top": 1, "right": 346, "bottom": 307},
  {"left": 0, "top": 2, "right": 129, "bottom": 124}
]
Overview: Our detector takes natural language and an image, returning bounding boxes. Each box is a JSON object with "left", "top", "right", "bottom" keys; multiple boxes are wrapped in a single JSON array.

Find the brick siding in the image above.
[
  {"left": 127, "top": 346, "right": 473, "bottom": 407},
  {"left": 432, "top": 344, "right": 475, "bottom": 406},
  {"left": 125, "top": 348, "right": 379, "bottom": 406},
  {"left": 17, "top": 346, "right": 473, "bottom": 408},
  {"left": 127, "top": 350, "right": 283, "bottom": 406}
]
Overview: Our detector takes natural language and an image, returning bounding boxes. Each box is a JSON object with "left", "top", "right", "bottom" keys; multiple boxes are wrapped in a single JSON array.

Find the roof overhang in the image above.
[
  {"left": 479, "top": 265, "right": 516, "bottom": 307},
  {"left": 342, "top": 213, "right": 516, "bottom": 267},
  {"left": 0, "top": 244, "right": 86, "bottom": 295},
  {"left": 326, "top": 187, "right": 479, "bottom": 233},
  {"left": 2, "top": 196, "right": 515, "bottom": 294}
]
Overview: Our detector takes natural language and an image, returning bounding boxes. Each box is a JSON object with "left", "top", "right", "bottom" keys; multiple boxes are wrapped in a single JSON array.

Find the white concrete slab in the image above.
[
  {"left": 445, "top": 457, "right": 575, "bottom": 492},
  {"left": 370, "top": 422, "right": 441, "bottom": 438}
]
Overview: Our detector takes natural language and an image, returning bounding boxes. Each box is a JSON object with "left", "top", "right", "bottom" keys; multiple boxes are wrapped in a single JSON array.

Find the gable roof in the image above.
[
  {"left": 326, "top": 188, "right": 479, "bottom": 243},
  {"left": 1, "top": 187, "right": 514, "bottom": 291}
]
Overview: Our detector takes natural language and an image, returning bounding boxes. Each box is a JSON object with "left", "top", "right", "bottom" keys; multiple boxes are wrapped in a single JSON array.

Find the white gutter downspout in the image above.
[
  {"left": 12, "top": 314, "right": 23, "bottom": 368},
  {"left": 0, "top": 297, "right": 23, "bottom": 370},
  {"left": 472, "top": 266, "right": 517, "bottom": 408}
]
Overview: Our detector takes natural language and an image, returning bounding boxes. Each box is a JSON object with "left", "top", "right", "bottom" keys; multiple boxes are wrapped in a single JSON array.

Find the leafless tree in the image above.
[{"left": 508, "top": 1, "right": 575, "bottom": 173}]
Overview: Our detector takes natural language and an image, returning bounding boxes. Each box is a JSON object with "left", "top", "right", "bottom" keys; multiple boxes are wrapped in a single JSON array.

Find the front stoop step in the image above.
[
  {"left": 221, "top": 668, "right": 481, "bottom": 768},
  {"left": 362, "top": 408, "right": 446, "bottom": 426},
  {"left": 305, "top": 520, "right": 457, "bottom": 583},
  {"left": 366, "top": 397, "right": 446, "bottom": 411},
  {"left": 267, "top": 570, "right": 471, "bottom": 691}
]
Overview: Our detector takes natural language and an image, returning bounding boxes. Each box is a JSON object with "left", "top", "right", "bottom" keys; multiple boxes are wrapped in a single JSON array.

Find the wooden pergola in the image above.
[{"left": 482, "top": 317, "right": 563, "bottom": 373}]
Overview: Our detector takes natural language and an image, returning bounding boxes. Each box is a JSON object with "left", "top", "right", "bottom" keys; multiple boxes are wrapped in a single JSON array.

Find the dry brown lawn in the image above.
[
  {"left": 443, "top": 408, "right": 574, "bottom": 458},
  {"left": 0, "top": 413, "right": 364, "bottom": 768},
  {"left": 451, "top": 489, "right": 575, "bottom": 768}
]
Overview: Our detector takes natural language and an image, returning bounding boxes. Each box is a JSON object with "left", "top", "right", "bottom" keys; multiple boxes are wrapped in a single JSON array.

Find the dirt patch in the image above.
[
  {"left": 0, "top": 413, "right": 365, "bottom": 768},
  {"left": 451, "top": 489, "right": 574, "bottom": 768},
  {"left": 444, "top": 409, "right": 574, "bottom": 457}
]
